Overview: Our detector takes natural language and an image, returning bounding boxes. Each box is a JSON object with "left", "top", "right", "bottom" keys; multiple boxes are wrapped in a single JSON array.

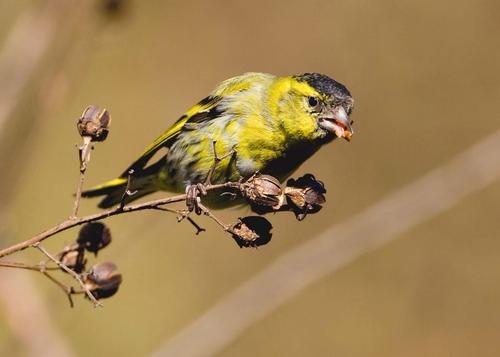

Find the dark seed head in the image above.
[
  {"left": 84, "top": 262, "right": 122, "bottom": 299},
  {"left": 241, "top": 174, "right": 284, "bottom": 209},
  {"left": 77, "top": 105, "right": 111, "bottom": 142},
  {"left": 77, "top": 222, "right": 112, "bottom": 255},
  {"left": 285, "top": 174, "right": 326, "bottom": 220},
  {"left": 231, "top": 216, "right": 273, "bottom": 248}
]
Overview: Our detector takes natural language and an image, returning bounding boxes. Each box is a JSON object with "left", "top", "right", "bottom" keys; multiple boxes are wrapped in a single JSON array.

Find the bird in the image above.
[{"left": 82, "top": 72, "right": 354, "bottom": 209}]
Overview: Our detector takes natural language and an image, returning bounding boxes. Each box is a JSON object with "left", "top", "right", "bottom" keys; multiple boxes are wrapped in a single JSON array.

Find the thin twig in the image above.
[
  {"left": 0, "top": 260, "right": 76, "bottom": 307},
  {"left": 71, "top": 136, "right": 92, "bottom": 218},
  {"left": 71, "top": 170, "right": 86, "bottom": 219},
  {"left": 53, "top": 242, "right": 80, "bottom": 261},
  {"left": 119, "top": 169, "right": 138, "bottom": 210},
  {"left": 197, "top": 203, "right": 232, "bottom": 233},
  {"left": 152, "top": 206, "right": 206, "bottom": 235},
  {"left": 41, "top": 271, "right": 75, "bottom": 308},
  {"left": 71, "top": 170, "right": 86, "bottom": 218},
  {"left": 0, "top": 262, "right": 39, "bottom": 271},
  {"left": 33, "top": 242, "right": 102, "bottom": 308},
  {"left": 0, "top": 261, "right": 56, "bottom": 271},
  {"left": 0, "top": 181, "right": 240, "bottom": 259},
  {"left": 151, "top": 206, "right": 183, "bottom": 215},
  {"left": 37, "top": 242, "right": 80, "bottom": 268},
  {"left": 186, "top": 217, "right": 206, "bottom": 235}
]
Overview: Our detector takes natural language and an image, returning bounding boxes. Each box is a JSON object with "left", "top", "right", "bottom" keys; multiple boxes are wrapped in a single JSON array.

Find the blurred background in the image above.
[{"left": 1, "top": 0, "right": 500, "bottom": 356}]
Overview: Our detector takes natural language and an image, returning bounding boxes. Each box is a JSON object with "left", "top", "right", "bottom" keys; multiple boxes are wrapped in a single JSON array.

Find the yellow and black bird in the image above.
[{"left": 82, "top": 72, "right": 354, "bottom": 208}]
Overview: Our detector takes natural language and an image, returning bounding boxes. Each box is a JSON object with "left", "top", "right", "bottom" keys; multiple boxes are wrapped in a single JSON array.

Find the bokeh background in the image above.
[{"left": 1, "top": 0, "right": 500, "bottom": 356}]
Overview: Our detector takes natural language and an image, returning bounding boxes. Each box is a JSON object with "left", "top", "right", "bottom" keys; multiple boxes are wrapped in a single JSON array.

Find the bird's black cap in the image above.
[{"left": 295, "top": 73, "right": 351, "bottom": 99}]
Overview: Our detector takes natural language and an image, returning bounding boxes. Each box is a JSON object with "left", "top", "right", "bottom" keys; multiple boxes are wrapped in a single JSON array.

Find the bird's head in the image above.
[{"left": 272, "top": 73, "right": 354, "bottom": 143}]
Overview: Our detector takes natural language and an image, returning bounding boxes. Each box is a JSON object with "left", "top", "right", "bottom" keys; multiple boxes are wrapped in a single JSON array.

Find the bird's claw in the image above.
[{"left": 186, "top": 183, "right": 207, "bottom": 215}]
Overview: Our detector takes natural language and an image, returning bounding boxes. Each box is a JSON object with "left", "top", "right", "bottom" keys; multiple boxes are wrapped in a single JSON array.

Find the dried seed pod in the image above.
[
  {"left": 285, "top": 174, "right": 326, "bottom": 221},
  {"left": 60, "top": 248, "right": 86, "bottom": 274},
  {"left": 231, "top": 216, "right": 273, "bottom": 248},
  {"left": 84, "top": 262, "right": 122, "bottom": 299},
  {"left": 77, "top": 222, "right": 112, "bottom": 255},
  {"left": 241, "top": 174, "right": 285, "bottom": 209},
  {"left": 77, "top": 105, "right": 111, "bottom": 142}
]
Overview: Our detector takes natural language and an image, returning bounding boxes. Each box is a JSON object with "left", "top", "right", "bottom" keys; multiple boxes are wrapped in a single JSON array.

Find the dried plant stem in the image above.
[
  {"left": 0, "top": 261, "right": 58, "bottom": 271},
  {"left": 186, "top": 217, "right": 206, "bottom": 235},
  {"left": 0, "top": 182, "right": 238, "bottom": 260},
  {"left": 0, "top": 260, "right": 78, "bottom": 307},
  {"left": 33, "top": 242, "right": 102, "bottom": 308},
  {"left": 119, "top": 169, "right": 138, "bottom": 209},
  {"left": 41, "top": 271, "right": 76, "bottom": 308},
  {"left": 198, "top": 203, "right": 232, "bottom": 233},
  {"left": 71, "top": 136, "right": 92, "bottom": 218},
  {"left": 152, "top": 206, "right": 206, "bottom": 235},
  {"left": 71, "top": 171, "right": 86, "bottom": 218}
]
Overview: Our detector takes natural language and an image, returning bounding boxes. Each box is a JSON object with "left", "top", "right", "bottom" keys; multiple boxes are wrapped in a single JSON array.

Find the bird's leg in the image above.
[
  {"left": 187, "top": 142, "right": 236, "bottom": 213},
  {"left": 205, "top": 140, "right": 236, "bottom": 185},
  {"left": 185, "top": 183, "right": 207, "bottom": 215}
]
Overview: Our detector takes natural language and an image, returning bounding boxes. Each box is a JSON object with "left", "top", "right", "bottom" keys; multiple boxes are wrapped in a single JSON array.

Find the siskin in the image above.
[{"left": 82, "top": 72, "right": 354, "bottom": 208}]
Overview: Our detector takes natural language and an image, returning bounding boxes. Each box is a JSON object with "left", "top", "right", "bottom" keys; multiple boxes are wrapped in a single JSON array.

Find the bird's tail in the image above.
[
  {"left": 82, "top": 176, "right": 156, "bottom": 208},
  {"left": 82, "top": 159, "right": 165, "bottom": 208}
]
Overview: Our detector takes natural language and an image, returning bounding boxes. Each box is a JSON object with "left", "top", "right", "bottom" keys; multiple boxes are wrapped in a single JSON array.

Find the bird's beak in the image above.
[{"left": 318, "top": 106, "right": 354, "bottom": 141}]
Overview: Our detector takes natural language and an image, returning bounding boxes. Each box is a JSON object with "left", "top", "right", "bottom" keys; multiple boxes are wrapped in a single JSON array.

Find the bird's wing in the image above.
[{"left": 119, "top": 95, "right": 223, "bottom": 177}]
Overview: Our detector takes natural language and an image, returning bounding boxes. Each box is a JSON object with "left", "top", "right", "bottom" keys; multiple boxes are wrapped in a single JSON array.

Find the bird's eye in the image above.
[{"left": 308, "top": 96, "right": 319, "bottom": 108}]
